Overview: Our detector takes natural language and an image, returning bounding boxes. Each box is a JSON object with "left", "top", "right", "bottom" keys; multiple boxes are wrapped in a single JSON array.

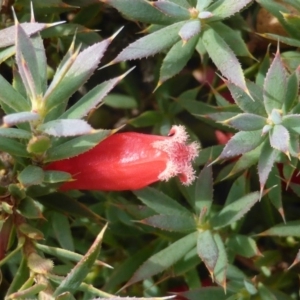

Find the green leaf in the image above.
[
  {"left": 51, "top": 212, "right": 74, "bottom": 252},
  {"left": 5, "top": 257, "right": 29, "bottom": 297},
  {"left": 30, "top": 27, "right": 47, "bottom": 94},
  {"left": 173, "top": 247, "right": 199, "bottom": 276},
  {"left": 103, "top": 94, "right": 137, "bottom": 109},
  {"left": 179, "top": 20, "right": 201, "bottom": 42},
  {"left": 258, "top": 142, "right": 279, "bottom": 193},
  {"left": 134, "top": 187, "right": 191, "bottom": 216},
  {"left": 0, "top": 137, "right": 29, "bottom": 157},
  {"left": 103, "top": 244, "right": 155, "bottom": 292},
  {"left": 61, "top": 70, "right": 133, "bottom": 118},
  {"left": 256, "top": 47, "right": 270, "bottom": 87},
  {"left": 259, "top": 33, "right": 300, "bottom": 48},
  {"left": 219, "top": 130, "right": 264, "bottom": 159},
  {"left": 269, "top": 124, "right": 290, "bottom": 155},
  {"left": 0, "top": 74, "right": 31, "bottom": 113},
  {"left": 45, "top": 129, "right": 111, "bottom": 162},
  {"left": 18, "top": 165, "right": 44, "bottom": 187},
  {"left": 0, "top": 128, "right": 31, "bottom": 139},
  {"left": 19, "top": 223, "right": 44, "bottom": 240},
  {"left": 209, "top": 21, "right": 253, "bottom": 58},
  {"left": 282, "top": 114, "right": 300, "bottom": 134},
  {"left": 196, "top": 0, "right": 213, "bottom": 10},
  {"left": 257, "top": 0, "right": 300, "bottom": 39},
  {"left": 124, "top": 231, "right": 197, "bottom": 287},
  {"left": 202, "top": 25, "right": 248, "bottom": 93},
  {"left": 140, "top": 214, "right": 197, "bottom": 232},
  {"left": 224, "top": 113, "right": 266, "bottom": 131},
  {"left": 17, "top": 197, "right": 43, "bottom": 219},
  {"left": 209, "top": 0, "right": 253, "bottom": 21},
  {"left": 210, "top": 191, "right": 260, "bottom": 229},
  {"left": 0, "top": 46, "right": 15, "bottom": 64},
  {"left": 284, "top": 70, "right": 299, "bottom": 113},
  {"left": 27, "top": 135, "right": 51, "bottom": 154},
  {"left": 112, "top": 21, "right": 186, "bottom": 63},
  {"left": 36, "top": 193, "right": 105, "bottom": 224},
  {"left": 55, "top": 292, "right": 77, "bottom": 300},
  {"left": 44, "top": 34, "right": 116, "bottom": 119},
  {"left": 128, "top": 111, "right": 164, "bottom": 127},
  {"left": 43, "top": 171, "right": 72, "bottom": 183},
  {"left": 159, "top": 34, "right": 198, "bottom": 83},
  {"left": 258, "top": 220, "right": 300, "bottom": 237},
  {"left": 16, "top": 22, "right": 42, "bottom": 100},
  {"left": 53, "top": 224, "right": 107, "bottom": 296},
  {"left": 227, "top": 235, "right": 260, "bottom": 258},
  {"left": 102, "top": 0, "right": 179, "bottom": 25},
  {"left": 226, "top": 80, "right": 267, "bottom": 117},
  {"left": 225, "top": 174, "right": 247, "bottom": 205},
  {"left": 3, "top": 112, "right": 40, "bottom": 126},
  {"left": 263, "top": 48, "right": 287, "bottom": 115},
  {"left": 0, "top": 22, "right": 54, "bottom": 48},
  {"left": 173, "top": 0, "right": 191, "bottom": 9},
  {"left": 266, "top": 167, "right": 285, "bottom": 222},
  {"left": 35, "top": 243, "right": 111, "bottom": 269},
  {"left": 7, "top": 283, "right": 46, "bottom": 299},
  {"left": 38, "top": 119, "right": 93, "bottom": 137},
  {"left": 195, "top": 145, "right": 223, "bottom": 166},
  {"left": 197, "top": 230, "right": 218, "bottom": 274},
  {"left": 181, "top": 287, "right": 228, "bottom": 300},
  {"left": 153, "top": 1, "right": 191, "bottom": 20},
  {"left": 206, "top": 112, "right": 237, "bottom": 122},
  {"left": 195, "top": 165, "right": 213, "bottom": 216},
  {"left": 213, "top": 233, "right": 227, "bottom": 288}
]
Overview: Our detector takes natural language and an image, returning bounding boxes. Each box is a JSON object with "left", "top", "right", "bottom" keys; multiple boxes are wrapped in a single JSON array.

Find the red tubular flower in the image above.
[
  {"left": 215, "top": 130, "right": 233, "bottom": 145},
  {"left": 46, "top": 125, "right": 200, "bottom": 191}
]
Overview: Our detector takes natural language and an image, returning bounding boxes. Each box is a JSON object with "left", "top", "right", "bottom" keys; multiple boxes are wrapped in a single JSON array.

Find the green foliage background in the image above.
[{"left": 0, "top": 0, "right": 300, "bottom": 299}]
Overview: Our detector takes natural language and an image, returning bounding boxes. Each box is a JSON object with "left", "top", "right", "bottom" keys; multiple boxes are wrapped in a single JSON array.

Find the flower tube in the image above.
[{"left": 46, "top": 125, "right": 200, "bottom": 191}]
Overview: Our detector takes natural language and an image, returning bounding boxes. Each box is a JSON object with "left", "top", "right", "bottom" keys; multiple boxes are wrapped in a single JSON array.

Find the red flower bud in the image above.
[{"left": 46, "top": 125, "right": 200, "bottom": 191}]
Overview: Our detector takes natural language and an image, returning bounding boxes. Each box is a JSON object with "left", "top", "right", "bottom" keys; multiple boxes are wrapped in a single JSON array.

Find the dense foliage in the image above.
[{"left": 0, "top": 0, "right": 300, "bottom": 299}]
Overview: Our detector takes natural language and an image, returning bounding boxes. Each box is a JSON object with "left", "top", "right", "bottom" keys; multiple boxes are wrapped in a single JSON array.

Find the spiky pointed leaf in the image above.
[
  {"left": 269, "top": 124, "right": 290, "bottom": 155},
  {"left": 209, "top": 0, "right": 253, "bottom": 21},
  {"left": 257, "top": 220, "right": 300, "bottom": 237},
  {"left": 53, "top": 224, "right": 108, "bottom": 296},
  {"left": 213, "top": 233, "right": 227, "bottom": 289},
  {"left": 282, "top": 114, "right": 300, "bottom": 134},
  {"left": 44, "top": 31, "right": 119, "bottom": 119},
  {"left": 263, "top": 48, "right": 287, "bottom": 114},
  {"left": 45, "top": 130, "right": 112, "bottom": 162},
  {"left": 15, "top": 22, "right": 42, "bottom": 100},
  {"left": 0, "top": 22, "right": 57, "bottom": 48},
  {"left": 123, "top": 232, "right": 197, "bottom": 288},
  {"left": 202, "top": 26, "right": 248, "bottom": 93},
  {"left": 197, "top": 230, "right": 218, "bottom": 275},
  {"left": 258, "top": 141, "right": 279, "bottom": 194},
  {"left": 226, "top": 80, "right": 266, "bottom": 116},
  {"left": 219, "top": 130, "right": 264, "bottom": 159},
  {"left": 37, "top": 119, "right": 93, "bottom": 137},
  {"left": 159, "top": 35, "right": 198, "bottom": 84},
  {"left": 3, "top": 112, "right": 40, "bottom": 126},
  {"left": 210, "top": 191, "right": 260, "bottom": 229},
  {"left": 139, "top": 214, "right": 197, "bottom": 232},
  {"left": 61, "top": 70, "right": 133, "bottom": 119},
  {"left": 195, "top": 165, "right": 213, "bottom": 216},
  {"left": 196, "top": 0, "right": 213, "bottom": 10},
  {"left": 224, "top": 113, "right": 267, "bottom": 131},
  {"left": 101, "top": 0, "right": 179, "bottom": 25},
  {"left": 266, "top": 167, "right": 285, "bottom": 222},
  {"left": 152, "top": 1, "right": 191, "bottom": 20},
  {"left": 178, "top": 20, "right": 201, "bottom": 42},
  {"left": 112, "top": 21, "right": 185, "bottom": 63}
]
